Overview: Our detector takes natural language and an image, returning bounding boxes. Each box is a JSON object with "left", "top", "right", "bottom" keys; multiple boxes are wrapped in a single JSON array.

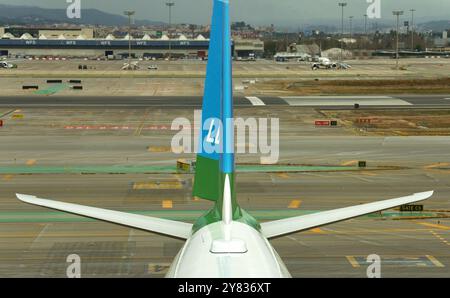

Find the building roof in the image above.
[
  {"left": 2, "top": 32, "right": 15, "bottom": 39},
  {"left": 142, "top": 34, "right": 152, "bottom": 40},
  {"left": 20, "top": 33, "right": 33, "bottom": 40}
]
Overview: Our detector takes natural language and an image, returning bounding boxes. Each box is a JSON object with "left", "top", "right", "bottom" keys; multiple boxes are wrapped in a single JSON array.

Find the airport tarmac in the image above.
[
  {"left": 1, "top": 58, "right": 450, "bottom": 97},
  {"left": 1, "top": 95, "right": 450, "bottom": 108},
  {"left": 0, "top": 104, "right": 449, "bottom": 278},
  {"left": 0, "top": 59, "right": 450, "bottom": 99},
  {"left": 2, "top": 58, "right": 450, "bottom": 80}
]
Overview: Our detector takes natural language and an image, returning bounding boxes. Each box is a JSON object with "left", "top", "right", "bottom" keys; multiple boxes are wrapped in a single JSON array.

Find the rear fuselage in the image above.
[{"left": 166, "top": 221, "right": 291, "bottom": 278}]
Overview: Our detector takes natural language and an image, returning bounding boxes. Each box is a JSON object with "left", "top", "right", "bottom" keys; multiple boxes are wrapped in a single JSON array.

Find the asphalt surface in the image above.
[
  {"left": 0, "top": 105, "right": 449, "bottom": 278},
  {"left": 1, "top": 95, "right": 450, "bottom": 108}
]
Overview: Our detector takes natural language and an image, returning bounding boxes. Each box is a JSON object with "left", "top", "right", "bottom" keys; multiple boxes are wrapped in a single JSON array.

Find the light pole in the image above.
[
  {"left": 338, "top": 2, "right": 347, "bottom": 62},
  {"left": 166, "top": 2, "right": 175, "bottom": 60},
  {"left": 349, "top": 16, "right": 354, "bottom": 39},
  {"left": 123, "top": 10, "right": 135, "bottom": 67},
  {"left": 364, "top": 14, "right": 368, "bottom": 36},
  {"left": 393, "top": 10, "right": 404, "bottom": 70},
  {"left": 410, "top": 9, "right": 416, "bottom": 51},
  {"left": 349, "top": 16, "right": 354, "bottom": 50}
]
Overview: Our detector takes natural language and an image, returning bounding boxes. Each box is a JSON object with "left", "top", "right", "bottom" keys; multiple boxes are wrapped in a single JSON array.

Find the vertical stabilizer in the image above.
[
  {"left": 191, "top": 0, "right": 260, "bottom": 234},
  {"left": 193, "top": 0, "right": 235, "bottom": 203}
]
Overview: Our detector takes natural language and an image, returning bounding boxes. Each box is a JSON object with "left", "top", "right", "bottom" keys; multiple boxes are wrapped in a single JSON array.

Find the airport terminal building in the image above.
[{"left": 0, "top": 27, "right": 264, "bottom": 59}]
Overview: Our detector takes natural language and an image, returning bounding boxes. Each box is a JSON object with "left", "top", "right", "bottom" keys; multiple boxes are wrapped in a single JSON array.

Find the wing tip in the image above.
[
  {"left": 414, "top": 190, "right": 434, "bottom": 200},
  {"left": 16, "top": 193, "right": 37, "bottom": 203}
]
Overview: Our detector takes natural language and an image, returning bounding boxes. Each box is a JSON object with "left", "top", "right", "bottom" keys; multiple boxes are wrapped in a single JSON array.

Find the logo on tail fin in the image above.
[{"left": 206, "top": 119, "right": 221, "bottom": 145}]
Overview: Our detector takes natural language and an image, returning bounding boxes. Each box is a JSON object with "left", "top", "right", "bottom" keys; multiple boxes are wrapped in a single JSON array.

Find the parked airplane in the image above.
[
  {"left": 311, "top": 56, "right": 351, "bottom": 70},
  {"left": 17, "top": 0, "right": 433, "bottom": 278},
  {"left": 121, "top": 61, "right": 140, "bottom": 70},
  {"left": 309, "top": 45, "right": 352, "bottom": 70},
  {"left": 311, "top": 57, "right": 336, "bottom": 69}
]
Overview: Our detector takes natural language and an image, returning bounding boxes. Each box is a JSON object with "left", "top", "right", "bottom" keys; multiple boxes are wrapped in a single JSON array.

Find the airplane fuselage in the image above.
[{"left": 166, "top": 221, "right": 291, "bottom": 278}]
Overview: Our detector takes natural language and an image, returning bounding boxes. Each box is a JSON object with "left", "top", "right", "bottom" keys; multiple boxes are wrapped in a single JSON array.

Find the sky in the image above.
[{"left": 0, "top": 0, "right": 449, "bottom": 27}]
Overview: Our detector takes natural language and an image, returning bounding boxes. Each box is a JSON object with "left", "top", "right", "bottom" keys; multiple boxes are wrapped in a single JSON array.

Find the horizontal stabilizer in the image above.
[
  {"left": 261, "top": 191, "right": 434, "bottom": 239},
  {"left": 16, "top": 194, "right": 192, "bottom": 240}
]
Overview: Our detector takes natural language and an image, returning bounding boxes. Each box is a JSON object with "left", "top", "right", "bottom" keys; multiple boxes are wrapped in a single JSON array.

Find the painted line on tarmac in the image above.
[
  {"left": 30, "top": 223, "right": 51, "bottom": 250},
  {"left": 281, "top": 96, "right": 412, "bottom": 107},
  {"left": 276, "top": 173, "right": 290, "bottom": 179},
  {"left": 0, "top": 109, "right": 15, "bottom": 118},
  {"left": 134, "top": 108, "right": 150, "bottom": 136},
  {"left": 133, "top": 181, "right": 184, "bottom": 190},
  {"left": 426, "top": 255, "right": 445, "bottom": 267},
  {"left": 26, "top": 159, "right": 37, "bottom": 166},
  {"left": 348, "top": 255, "right": 444, "bottom": 268},
  {"left": 341, "top": 160, "right": 358, "bottom": 166},
  {"left": 310, "top": 228, "right": 326, "bottom": 234},
  {"left": 162, "top": 200, "right": 173, "bottom": 209},
  {"left": 424, "top": 162, "right": 450, "bottom": 169},
  {"left": 283, "top": 96, "right": 395, "bottom": 99},
  {"left": 246, "top": 96, "right": 266, "bottom": 106},
  {"left": 429, "top": 231, "right": 450, "bottom": 247},
  {"left": 2, "top": 175, "right": 14, "bottom": 181},
  {"left": 0, "top": 164, "right": 367, "bottom": 175},
  {"left": 418, "top": 222, "right": 450, "bottom": 230},
  {"left": 346, "top": 256, "right": 361, "bottom": 268},
  {"left": 34, "top": 84, "right": 69, "bottom": 95},
  {"left": 288, "top": 200, "right": 302, "bottom": 209}
]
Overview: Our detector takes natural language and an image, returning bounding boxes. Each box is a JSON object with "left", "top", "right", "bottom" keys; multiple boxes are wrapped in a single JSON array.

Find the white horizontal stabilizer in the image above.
[
  {"left": 261, "top": 191, "right": 433, "bottom": 239},
  {"left": 16, "top": 194, "right": 192, "bottom": 240}
]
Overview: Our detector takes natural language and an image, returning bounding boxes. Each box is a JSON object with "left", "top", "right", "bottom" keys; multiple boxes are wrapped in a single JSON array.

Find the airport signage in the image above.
[
  {"left": 315, "top": 120, "right": 330, "bottom": 126},
  {"left": 357, "top": 118, "right": 378, "bottom": 124},
  {"left": 0, "top": 39, "right": 211, "bottom": 50},
  {"left": 400, "top": 205, "right": 424, "bottom": 212},
  {"left": 315, "top": 120, "right": 338, "bottom": 127}
]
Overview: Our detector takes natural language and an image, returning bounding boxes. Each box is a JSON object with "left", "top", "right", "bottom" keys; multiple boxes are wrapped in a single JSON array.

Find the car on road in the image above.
[
  {"left": 148, "top": 65, "right": 158, "bottom": 70},
  {"left": 0, "top": 61, "right": 17, "bottom": 69}
]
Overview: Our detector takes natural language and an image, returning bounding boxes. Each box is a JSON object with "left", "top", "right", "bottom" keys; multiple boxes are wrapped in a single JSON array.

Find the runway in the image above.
[{"left": 1, "top": 95, "right": 450, "bottom": 108}]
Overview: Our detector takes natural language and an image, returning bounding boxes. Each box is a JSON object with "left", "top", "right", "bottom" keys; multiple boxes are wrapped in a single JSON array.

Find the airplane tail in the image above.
[
  {"left": 193, "top": 0, "right": 234, "bottom": 204},
  {"left": 193, "top": 0, "right": 233, "bottom": 203},
  {"left": 192, "top": 0, "right": 259, "bottom": 232}
]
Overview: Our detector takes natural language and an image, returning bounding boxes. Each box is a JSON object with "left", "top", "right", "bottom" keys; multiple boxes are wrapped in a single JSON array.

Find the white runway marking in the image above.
[
  {"left": 281, "top": 96, "right": 412, "bottom": 106},
  {"left": 246, "top": 96, "right": 266, "bottom": 106}
]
